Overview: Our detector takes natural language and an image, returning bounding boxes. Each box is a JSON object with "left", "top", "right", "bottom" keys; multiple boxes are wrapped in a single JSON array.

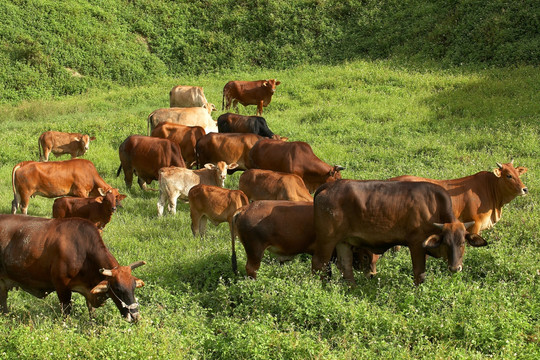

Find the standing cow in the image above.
[
  {"left": 196, "top": 133, "right": 264, "bottom": 171},
  {"left": 217, "top": 113, "right": 285, "bottom": 140},
  {"left": 151, "top": 122, "right": 206, "bottom": 168},
  {"left": 222, "top": 79, "right": 281, "bottom": 116},
  {"left": 239, "top": 169, "right": 313, "bottom": 202},
  {"left": 147, "top": 107, "right": 217, "bottom": 135},
  {"left": 38, "top": 131, "right": 96, "bottom": 161},
  {"left": 169, "top": 85, "right": 216, "bottom": 115}
]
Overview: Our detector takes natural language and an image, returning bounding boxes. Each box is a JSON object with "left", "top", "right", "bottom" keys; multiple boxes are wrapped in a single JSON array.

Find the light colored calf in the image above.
[
  {"left": 157, "top": 161, "right": 238, "bottom": 216},
  {"left": 38, "top": 131, "right": 96, "bottom": 161}
]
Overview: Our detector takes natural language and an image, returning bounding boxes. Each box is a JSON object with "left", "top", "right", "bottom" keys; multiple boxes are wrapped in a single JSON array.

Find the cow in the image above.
[
  {"left": 196, "top": 133, "right": 264, "bottom": 171},
  {"left": 157, "top": 161, "right": 238, "bottom": 216},
  {"left": 169, "top": 85, "right": 216, "bottom": 115},
  {"left": 52, "top": 190, "right": 127, "bottom": 230},
  {"left": 151, "top": 122, "right": 206, "bottom": 168},
  {"left": 188, "top": 184, "right": 249, "bottom": 243},
  {"left": 117, "top": 135, "right": 186, "bottom": 190},
  {"left": 38, "top": 131, "right": 96, "bottom": 162},
  {"left": 249, "top": 139, "right": 344, "bottom": 193},
  {"left": 232, "top": 200, "right": 379, "bottom": 279},
  {"left": 311, "top": 180, "right": 488, "bottom": 285},
  {"left": 217, "top": 113, "right": 286, "bottom": 140},
  {"left": 239, "top": 169, "right": 313, "bottom": 202},
  {"left": 389, "top": 161, "right": 528, "bottom": 235},
  {"left": 0, "top": 214, "right": 145, "bottom": 322},
  {"left": 147, "top": 107, "right": 217, "bottom": 135},
  {"left": 222, "top": 79, "right": 281, "bottom": 116},
  {"left": 11, "top": 159, "right": 121, "bottom": 215}
]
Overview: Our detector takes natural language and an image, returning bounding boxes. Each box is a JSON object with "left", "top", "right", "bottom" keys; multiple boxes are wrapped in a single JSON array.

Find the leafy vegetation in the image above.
[{"left": 0, "top": 60, "right": 538, "bottom": 358}]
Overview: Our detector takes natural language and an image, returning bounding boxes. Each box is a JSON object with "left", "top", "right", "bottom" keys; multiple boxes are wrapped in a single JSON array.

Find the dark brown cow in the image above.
[
  {"left": 11, "top": 159, "right": 121, "bottom": 215},
  {"left": 196, "top": 133, "right": 264, "bottom": 171},
  {"left": 249, "top": 139, "right": 344, "bottom": 193},
  {"left": 232, "top": 200, "right": 379, "bottom": 279},
  {"left": 38, "top": 131, "right": 96, "bottom": 162},
  {"left": 188, "top": 184, "right": 249, "bottom": 242},
  {"left": 0, "top": 215, "right": 145, "bottom": 321},
  {"left": 389, "top": 161, "right": 528, "bottom": 235},
  {"left": 239, "top": 169, "right": 313, "bottom": 202},
  {"left": 217, "top": 113, "right": 285, "bottom": 140},
  {"left": 52, "top": 190, "right": 127, "bottom": 230},
  {"left": 222, "top": 79, "right": 281, "bottom": 116},
  {"left": 151, "top": 122, "right": 206, "bottom": 168},
  {"left": 117, "top": 135, "right": 186, "bottom": 190},
  {"left": 312, "top": 180, "right": 487, "bottom": 285}
]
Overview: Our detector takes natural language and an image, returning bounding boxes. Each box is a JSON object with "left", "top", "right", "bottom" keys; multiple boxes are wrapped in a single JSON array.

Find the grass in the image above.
[{"left": 0, "top": 60, "right": 538, "bottom": 359}]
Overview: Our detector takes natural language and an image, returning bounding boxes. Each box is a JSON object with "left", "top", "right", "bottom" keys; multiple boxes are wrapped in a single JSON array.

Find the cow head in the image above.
[
  {"left": 272, "top": 134, "right": 289, "bottom": 141},
  {"left": 203, "top": 102, "right": 217, "bottom": 115},
  {"left": 99, "top": 187, "right": 125, "bottom": 206},
  {"left": 263, "top": 79, "right": 281, "bottom": 94},
  {"left": 90, "top": 261, "right": 146, "bottom": 322},
  {"left": 352, "top": 246, "right": 380, "bottom": 278},
  {"left": 423, "top": 222, "right": 487, "bottom": 273},
  {"left": 204, "top": 161, "right": 239, "bottom": 187},
  {"left": 328, "top": 165, "right": 344, "bottom": 181},
  {"left": 78, "top": 134, "right": 96, "bottom": 152},
  {"left": 493, "top": 161, "right": 528, "bottom": 200}
]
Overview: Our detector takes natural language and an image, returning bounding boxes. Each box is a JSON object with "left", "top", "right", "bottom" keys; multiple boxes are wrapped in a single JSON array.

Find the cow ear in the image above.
[
  {"left": 423, "top": 234, "right": 442, "bottom": 249},
  {"left": 263, "top": 81, "right": 268, "bottom": 87},
  {"left": 90, "top": 136, "right": 96, "bottom": 141},
  {"left": 204, "top": 163, "right": 216, "bottom": 170},
  {"left": 135, "top": 278, "right": 145, "bottom": 288},
  {"left": 516, "top": 166, "right": 528, "bottom": 176},
  {"left": 95, "top": 197, "right": 104, "bottom": 204},
  {"left": 228, "top": 163, "right": 239, "bottom": 170},
  {"left": 100, "top": 268, "right": 114, "bottom": 276},
  {"left": 466, "top": 233, "right": 488, "bottom": 247},
  {"left": 117, "top": 194, "right": 127, "bottom": 201},
  {"left": 73, "top": 137, "right": 80, "bottom": 142},
  {"left": 493, "top": 168, "right": 501, "bottom": 177},
  {"left": 276, "top": 81, "right": 281, "bottom": 86},
  {"left": 91, "top": 280, "right": 109, "bottom": 294}
]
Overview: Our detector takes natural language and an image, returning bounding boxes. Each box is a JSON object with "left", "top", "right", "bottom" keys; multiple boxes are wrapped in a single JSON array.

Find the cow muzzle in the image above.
[
  {"left": 448, "top": 265, "right": 463, "bottom": 273},
  {"left": 521, "top": 187, "right": 528, "bottom": 195}
]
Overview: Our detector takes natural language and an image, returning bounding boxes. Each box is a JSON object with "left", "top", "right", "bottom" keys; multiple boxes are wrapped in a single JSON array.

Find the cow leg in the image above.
[
  {"left": 335, "top": 242, "right": 356, "bottom": 285},
  {"left": 233, "top": 100, "right": 239, "bottom": 113},
  {"left": 123, "top": 167, "right": 134, "bottom": 189},
  {"left": 190, "top": 212, "right": 200, "bottom": 237},
  {"left": 0, "top": 285, "right": 8, "bottom": 313},
  {"left": 245, "top": 253, "right": 264, "bottom": 279},
  {"left": 311, "top": 236, "right": 338, "bottom": 280},
  {"left": 157, "top": 191, "right": 168, "bottom": 216},
  {"left": 137, "top": 177, "right": 147, "bottom": 191},
  {"left": 86, "top": 298, "right": 96, "bottom": 319},
  {"left": 168, "top": 194, "right": 178, "bottom": 215},
  {"left": 56, "top": 288, "right": 73, "bottom": 316},
  {"left": 198, "top": 216, "right": 208, "bottom": 238},
  {"left": 41, "top": 148, "right": 50, "bottom": 162},
  {"left": 257, "top": 101, "right": 263, "bottom": 116},
  {"left": 410, "top": 245, "right": 428, "bottom": 285}
]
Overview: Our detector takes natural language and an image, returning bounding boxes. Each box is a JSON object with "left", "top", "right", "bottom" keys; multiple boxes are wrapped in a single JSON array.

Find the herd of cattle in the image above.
[{"left": 0, "top": 79, "right": 529, "bottom": 323}]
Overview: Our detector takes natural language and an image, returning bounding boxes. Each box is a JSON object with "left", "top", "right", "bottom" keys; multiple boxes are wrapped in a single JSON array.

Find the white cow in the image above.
[
  {"left": 169, "top": 85, "right": 216, "bottom": 115},
  {"left": 147, "top": 107, "right": 218, "bottom": 135}
]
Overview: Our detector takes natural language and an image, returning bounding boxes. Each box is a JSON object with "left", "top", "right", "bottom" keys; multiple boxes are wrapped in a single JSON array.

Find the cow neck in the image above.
[{"left": 89, "top": 237, "right": 120, "bottom": 272}]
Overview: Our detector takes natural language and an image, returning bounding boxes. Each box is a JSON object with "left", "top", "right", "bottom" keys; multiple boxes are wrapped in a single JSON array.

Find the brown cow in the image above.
[
  {"left": 239, "top": 169, "right": 313, "bottom": 202},
  {"left": 151, "top": 122, "right": 206, "bottom": 168},
  {"left": 232, "top": 200, "right": 379, "bottom": 279},
  {"left": 147, "top": 107, "right": 217, "bottom": 135},
  {"left": 249, "top": 139, "right": 344, "bottom": 192},
  {"left": 222, "top": 79, "right": 281, "bottom": 116},
  {"left": 169, "top": 85, "right": 216, "bottom": 115},
  {"left": 188, "top": 184, "right": 249, "bottom": 243},
  {"left": 52, "top": 190, "right": 127, "bottom": 230},
  {"left": 196, "top": 133, "right": 264, "bottom": 171},
  {"left": 389, "top": 161, "right": 528, "bottom": 234},
  {"left": 312, "top": 180, "right": 487, "bottom": 285},
  {"left": 117, "top": 135, "right": 186, "bottom": 190},
  {"left": 217, "top": 113, "right": 286, "bottom": 140},
  {"left": 38, "top": 131, "right": 96, "bottom": 162},
  {"left": 11, "top": 159, "right": 121, "bottom": 215},
  {"left": 0, "top": 215, "right": 145, "bottom": 321}
]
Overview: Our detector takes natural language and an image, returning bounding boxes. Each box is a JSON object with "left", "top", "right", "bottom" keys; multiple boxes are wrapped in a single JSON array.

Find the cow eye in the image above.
[{"left": 506, "top": 174, "right": 512, "bottom": 179}]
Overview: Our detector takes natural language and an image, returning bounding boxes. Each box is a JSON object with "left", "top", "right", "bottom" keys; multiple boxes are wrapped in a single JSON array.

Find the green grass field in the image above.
[{"left": 0, "top": 60, "right": 538, "bottom": 359}]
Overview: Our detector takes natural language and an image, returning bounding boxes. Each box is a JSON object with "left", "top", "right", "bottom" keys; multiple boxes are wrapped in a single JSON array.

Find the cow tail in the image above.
[
  {"left": 147, "top": 111, "right": 154, "bottom": 136},
  {"left": 116, "top": 164, "right": 122, "bottom": 177},
  {"left": 221, "top": 88, "right": 225, "bottom": 110},
  {"left": 231, "top": 210, "right": 241, "bottom": 275},
  {"left": 11, "top": 164, "right": 21, "bottom": 213},
  {"left": 37, "top": 136, "right": 42, "bottom": 160}
]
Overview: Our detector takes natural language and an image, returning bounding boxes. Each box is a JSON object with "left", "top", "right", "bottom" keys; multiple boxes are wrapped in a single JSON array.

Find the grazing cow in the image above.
[
  {"left": 196, "top": 133, "right": 264, "bottom": 171},
  {"left": 157, "top": 161, "right": 238, "bottom": 216},
  {"left": 188, "top": 184, "right": 249, "bottom": 242},
  {"left": 249, "top": 139, "right": 344, "bottom": 192},
  {"left": 389, "top": 161, "right": 529, "bottom": 235},
  {"left": 151, "top": 122, "right": 206, "bottom": 168},
  {"left": 169, "top": 85, "right": 216, "bottom": 115},
  {"left": 117, "top": 135, "right": 186, "bottom": 190},
  {"left": 222, "top": 79, "right": 281, "bottom": 116},
  {"left": 312, "top": 180, "right": 487, "bottom": 285},
  {"left": 38, "top": 131, "right": 96, "bottom": 161},
  {"left": 0, "top": 215, "right": 145, "bottom": 322},
  {"left": 239, "top": 169, "right": 313, "bottom": 202},
  {"left": 52, "top": 190, "right": 127, "bottom": 230},
  {"left": 217, "top": 113, "right": 285, "bottom": 140},
  {"left": 147, "top": 107, "right": 217, "bottom": 135},
  {"left": 11, "top": 159, "right": 121, "bottom": 215},
  {"left": 232, "top": 201, "right": 379, "bottom": 279}
]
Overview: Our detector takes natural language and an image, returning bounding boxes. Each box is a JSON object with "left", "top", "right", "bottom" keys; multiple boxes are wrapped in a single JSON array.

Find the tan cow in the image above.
[
  {"left": 157, "top": 161, "right": 238, "bottom": 216},
  {"left": 239, "top": 169, "right": 313, "bottom": 202},
  {"left": 38, "top": 131, "right": 96, "bottom": 161},
  {"left": 169, "top": 85, "right": 216, "bottom": 115},
  {"left": 147, "top": 107, "right": 217, "bottom": 135}
]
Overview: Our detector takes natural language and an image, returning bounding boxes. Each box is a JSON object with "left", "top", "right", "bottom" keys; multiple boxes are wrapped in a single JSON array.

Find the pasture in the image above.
[{"left": 0, "top": 60, "right": 538, "bottom": 359}]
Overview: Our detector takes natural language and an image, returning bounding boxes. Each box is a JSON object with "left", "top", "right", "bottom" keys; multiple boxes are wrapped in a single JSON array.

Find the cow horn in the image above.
[
  {"left": 129, "top": 261, "right": 147, "bottom": 270},
  {"left": 335, "top": 165, "right": 345, "bottom": 171},
  {"left": 100, "top": 269, "right": 114, "bottom": 277},
  {"left": 433, "top": 223, "right": 444, "bottom": 230},
  {"left": 496, "top": 162, "right": 503, "bottom": 169},
  {"left": 463, "top": 221, "right": 475, "bottom": 230},
  {"left": 510, "top": 158, "right": 514, "bottom": 165}
]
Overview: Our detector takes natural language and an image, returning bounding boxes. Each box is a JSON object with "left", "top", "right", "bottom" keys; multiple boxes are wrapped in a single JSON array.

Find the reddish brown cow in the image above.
[
  {"left": 222, "top": 79, "right": 281, "bottom": 116},
  {"left": 117, "top": 135, "right": 186, "bottom": 190},
  {"left": 151, "top": 122, "right": 206, "bottom": 168},
  {"left": 239, "top": 169, "right": 313, "bottom": 202},
  {"left": 249, "top": 139, "right": 344, "bottom": 193},
  {"left": 38, "top": 131, "right": 96, "bottom": 162},
  {"left": 312, "top": 180, "right": 487, "bottom": 285},
  {"left": 232, "top": 200, "right": 379, "bottom": 279},
  {"left": 11, "top": 159, "right": 120, "bottom": 215},
  {"left": 390, "top": 161, "right": 528, "bottom": 234},
  {"left": 196, "top": 133, "right": 264, "bottom": 171},
  {"left": 52, "top": 190, "right": 127, "bottom": 230},
  {"left": 217, "top": 113, "right": 285, "bottom": 140},
  {"left": 0, "top": 215, "right": 145, "bottom": 321}
]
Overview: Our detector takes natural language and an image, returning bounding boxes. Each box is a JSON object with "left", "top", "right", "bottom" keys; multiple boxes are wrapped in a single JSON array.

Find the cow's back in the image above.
[
  {"left": 170, "top": 86, "right": 206, "bottom": 107},
  {"left": 197, "top": 133, "right": 262, "bottom": 169}
]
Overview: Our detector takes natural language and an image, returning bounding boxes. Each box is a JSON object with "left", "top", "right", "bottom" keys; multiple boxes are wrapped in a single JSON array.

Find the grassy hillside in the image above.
[
  {"left": 1, "top": 0, "right": 539, "bottom": 103},
  {"left": 0, "top": 61, "right": 538, "bottom": 358}
]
